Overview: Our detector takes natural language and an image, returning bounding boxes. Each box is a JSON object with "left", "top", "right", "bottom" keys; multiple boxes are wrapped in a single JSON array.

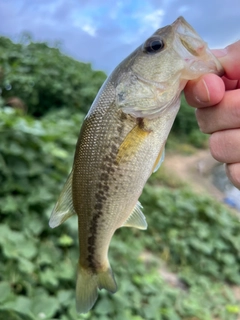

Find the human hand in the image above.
[{"left": 184, "top": 40, "right": 240, "bottom": 189}]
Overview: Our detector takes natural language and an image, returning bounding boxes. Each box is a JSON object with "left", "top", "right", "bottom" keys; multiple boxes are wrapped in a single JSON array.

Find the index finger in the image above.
[{"left": 216, "top": 40, "right": 240, "bottom": 82}]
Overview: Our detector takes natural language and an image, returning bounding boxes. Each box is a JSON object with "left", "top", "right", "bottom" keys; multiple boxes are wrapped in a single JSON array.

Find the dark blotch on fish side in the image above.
[
  {"left": 94, "top": 203, "right": 103, "bottom": 210},
  {"left": 87, "top": 128, "right": 122, "bottom": 271},
  {"left": 95, "top": 193, "right": 105, "bottom": 202},
  {"left": 88, "top": 235, "right": 96, "bottom": 246},
  {"left": 106, "top": 167, "right": 115, "bottom": 174},
  {"left": 120, "top": 112, "right": 127, "bottom": 121},
  {"left": 117, "top": 125, "right": 123, "bottom": 134},
  {"left": 100, "top": 173, "right": 109, "bottom": 180},
  {"left": 111, "top": 144, "right": 118, "bottom": 153},
  {"left": 103, "top": 185, "right": 109, "bottom": 192}
]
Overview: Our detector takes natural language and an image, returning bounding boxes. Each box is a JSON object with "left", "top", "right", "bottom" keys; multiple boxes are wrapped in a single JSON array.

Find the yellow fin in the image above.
[
  {"left": 49, "top": 170, "right": 76, "bottom": 228},
  {"left": 123, "top": 201, "right": 147, "bottom": 230},
  {"left": 116, "top": 123, "right": 150, "bottom": 163}
]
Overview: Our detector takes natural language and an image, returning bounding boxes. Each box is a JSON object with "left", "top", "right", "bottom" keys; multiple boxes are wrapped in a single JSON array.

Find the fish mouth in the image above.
[{"left": 172, "top": 16, "right": 224, "bottom": 77}]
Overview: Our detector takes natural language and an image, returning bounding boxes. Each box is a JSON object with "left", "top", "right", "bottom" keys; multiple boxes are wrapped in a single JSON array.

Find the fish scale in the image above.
[{"left": 49, "top": 16, "right": 224, "bottom": 313}]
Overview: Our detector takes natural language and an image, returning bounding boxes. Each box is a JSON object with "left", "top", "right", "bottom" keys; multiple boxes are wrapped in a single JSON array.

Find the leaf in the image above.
[
  {"left": 11, "top": 296, "right": 31, "bottom": 315},
  {"left": 55, "top": 260, "right": 74, "bottom": 280},
  {"left": 0, "top": 309, "right": 33, "bottom": 320},
  {"left": 18, "top": 241, "right": 37, "bottom": 260},
  {"left": 18, "top": 257, "right": 35, "bottom": 274},
  {"left": 1, "top": 196, "right": 19, "bottom": 213},
  {"left": 57, "top": 290, "right": 73, "bottom": 307},
  {"left": 27, "top": 215, "right": 44, "bottom": 236},
  {"left": 39, "top": 268, "right": 59, "bottom": 288},
  {"left": 0, "top": 282, "right": 12, "bottom": 303},
  {"left": 30, "top": 295, "right": 58, "bottom": 319},
  {"left": 95, "top": 297, "right": 115, "bottom": 315},
  {"left": 226, "top": 305, "right": 240, "bottom": 314},
  {"left": 58, "top": 234, "right": 74, "bottom": 247},
  {"left": 0, "top": 225, "right": 11, "bottom": 243}
]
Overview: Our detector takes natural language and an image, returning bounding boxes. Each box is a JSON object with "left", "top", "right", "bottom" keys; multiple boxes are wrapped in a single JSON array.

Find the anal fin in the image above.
[{"left": 122, "top": 201, "right": 147, "bottom": 230}]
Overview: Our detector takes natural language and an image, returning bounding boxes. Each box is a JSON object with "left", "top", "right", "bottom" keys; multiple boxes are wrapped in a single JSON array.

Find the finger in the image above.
[
  {"left": 184, "top": 74, "right": 225, "bottom": 108},
  {"left": 215, "top": 40, "right": 240, "bottom": 81},
  {"left": 184, "top": 41, "right": 240, "bottom": 108},
  {"left": 222, "top": 76, "right": 240, "bottom": 91},
  {"left": 196, "top": 89, "right": 240, "bottom": 133},
  {"left": 226, "top": 163, "right": 240, "bottom": 189},
  {"left": 209, "top": 129, "right": 240, "bottom": 163}
]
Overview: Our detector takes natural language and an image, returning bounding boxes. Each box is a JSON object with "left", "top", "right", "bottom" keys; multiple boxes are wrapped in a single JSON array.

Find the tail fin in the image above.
[{"left": 76, "top": 262, "right": 117, "bottom": 314}]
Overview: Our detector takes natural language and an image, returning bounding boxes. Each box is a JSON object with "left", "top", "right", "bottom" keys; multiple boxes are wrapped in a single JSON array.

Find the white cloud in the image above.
[
  {"left": 0, "top": 0, "right": 240, "bottom": 73},
  {"left": 143, "top": 9, "right": 165, "bottom": 30},
  {"left": 82, "top": 24, "right": 97, "bottom": 37}
]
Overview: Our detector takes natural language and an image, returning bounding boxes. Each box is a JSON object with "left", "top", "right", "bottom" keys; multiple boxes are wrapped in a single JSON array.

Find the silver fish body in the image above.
[{"left": 49, "top": 16, "right": 223, "bottom": 313}]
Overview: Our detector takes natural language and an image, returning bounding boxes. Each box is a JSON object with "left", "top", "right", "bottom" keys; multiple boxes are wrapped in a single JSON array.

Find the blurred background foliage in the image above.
[
  {"left": 0, "top": 35, "right": 106, "bottom": 116},
  {"left": 0, "top": 37, "right": 240, "bottom": 320}
]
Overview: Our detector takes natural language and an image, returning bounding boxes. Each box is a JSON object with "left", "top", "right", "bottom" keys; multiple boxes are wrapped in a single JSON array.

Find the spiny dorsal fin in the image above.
[
  {"left": 49, "top": 170, "right": 76, "bottom": 228},
  {"left": 153, "top": 147, "right": 165, "bottom": 173},
  {"left": 122, "top": 201, "right": 147, "bottom": 230}
]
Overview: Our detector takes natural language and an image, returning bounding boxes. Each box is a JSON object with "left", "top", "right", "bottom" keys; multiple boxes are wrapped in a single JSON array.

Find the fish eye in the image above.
[{"left": 144, "top": 37, "right": 165, "bottom": 54}]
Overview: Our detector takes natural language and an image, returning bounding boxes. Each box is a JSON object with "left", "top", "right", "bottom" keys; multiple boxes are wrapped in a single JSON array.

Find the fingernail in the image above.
[
  {"left": 212, "top": 48, "right": 228, "bottom": 58},
  {"left": 195, "top": 79, "right": 210, "bottom": 103}
]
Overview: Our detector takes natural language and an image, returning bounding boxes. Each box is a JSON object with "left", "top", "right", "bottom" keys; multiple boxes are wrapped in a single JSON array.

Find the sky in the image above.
[{"left": 0, "top": 0, "right": 240, "bottom": 74}]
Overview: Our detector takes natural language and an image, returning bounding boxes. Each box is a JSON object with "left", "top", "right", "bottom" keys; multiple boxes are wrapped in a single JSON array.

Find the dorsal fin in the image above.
[
  {"left": 122, "top": 201, "right": 147, "bottom": 230},
  {"left": 49, "top": 170, "right": 76, "bottom": 228}
]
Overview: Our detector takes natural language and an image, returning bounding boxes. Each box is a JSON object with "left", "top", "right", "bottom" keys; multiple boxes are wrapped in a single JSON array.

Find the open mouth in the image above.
[{"left": 172, "top": 17, "right": 224, "bottom": 77}]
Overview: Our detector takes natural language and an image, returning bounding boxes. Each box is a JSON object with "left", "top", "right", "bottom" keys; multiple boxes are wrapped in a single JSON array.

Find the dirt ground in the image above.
[{"left": 164, "top": 149, "right": 224, "bottom": 200}]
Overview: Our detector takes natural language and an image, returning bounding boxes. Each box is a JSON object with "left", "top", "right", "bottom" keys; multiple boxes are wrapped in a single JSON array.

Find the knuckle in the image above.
[{"left": 209, "top": 133, "right": 223, "bottom": 162}]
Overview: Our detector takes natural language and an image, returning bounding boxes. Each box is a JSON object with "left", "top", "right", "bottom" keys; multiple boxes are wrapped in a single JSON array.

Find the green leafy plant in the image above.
[
  {"left": 0, "top": 108, "right": 239, "bottom": 319},
  {"left": 140, "top": 185, "right": 240, "bottom": 284},
  {"left": 0, "top": 36, "right": 106, "bottom": 116}
]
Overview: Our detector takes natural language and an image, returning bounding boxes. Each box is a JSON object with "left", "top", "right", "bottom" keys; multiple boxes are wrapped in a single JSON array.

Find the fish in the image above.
[{"left": 49, "top": 16, "right": 224, "bottom": 313}]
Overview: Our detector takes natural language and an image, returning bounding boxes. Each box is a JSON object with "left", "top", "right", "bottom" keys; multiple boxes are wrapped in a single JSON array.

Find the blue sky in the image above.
[{"left": 0, "top": 0, "right": 240, "bottom": 73}]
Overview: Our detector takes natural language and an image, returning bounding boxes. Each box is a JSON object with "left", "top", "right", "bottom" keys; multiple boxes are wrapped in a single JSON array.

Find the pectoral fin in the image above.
[
  {"left": 152, "top": 146, "right": 165, "bottom": 173},
  {"left": 49, "top": 170, "right": 76, "bottom": 228},
  {"left": 122, "top": 201, "right": 147, "bottom": 230},
  {"left": 116, "top": 124, "right": 150, "bottom": 163}
]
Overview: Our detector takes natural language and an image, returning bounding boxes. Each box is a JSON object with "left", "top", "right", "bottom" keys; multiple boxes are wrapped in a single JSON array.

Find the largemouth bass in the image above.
[{"left": 49, "top": 16, "right": 223, "bottom": 313}]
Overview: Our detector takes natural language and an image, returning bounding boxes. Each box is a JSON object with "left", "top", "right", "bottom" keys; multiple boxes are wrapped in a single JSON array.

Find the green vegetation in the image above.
[
  {"left": 0, "top": 36, "right": 208, "bottom": 148},
  {"left": 0, "top": 36, "right": 106, "bottom": 116},
  {"left": 0, "top": 37, "right": 240, "bottom": 319},
  {"left": 141, "top": 186, "right": 240, "bottom": 283},
  {"left": 1, "top": 107, "right": 240, "bottom": 320}
]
